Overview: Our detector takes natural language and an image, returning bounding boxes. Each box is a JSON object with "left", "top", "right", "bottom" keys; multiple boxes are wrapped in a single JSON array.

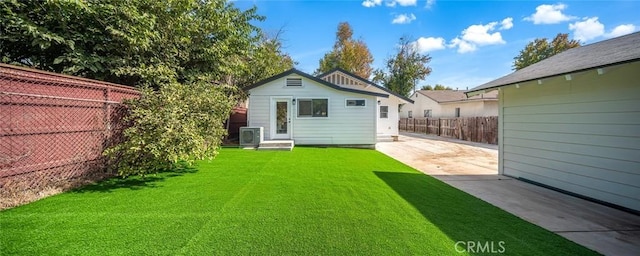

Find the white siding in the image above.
[
  {"left": 248, "top": 74, "right": 376, "bottom": 145},
  {"left": 401, "top": 93, "right": 497, "bottom": 118},
  {"left": 500, "top": 61, "right": 640, "bottom": 211},
  {"left": 400, "top": 92, "right": 442, "bottom": 118},
  {"left": 376, "top": 96, "right": 402, "bottom": 135},
  {"left": 440, "top": 100, "right": 498, "bottom": 117},
  {"left": 320, "top": 71, "right": 409, "bottom": 136},
  {"left": 247, "top": 95, "right": 270, "bottom": 133}
]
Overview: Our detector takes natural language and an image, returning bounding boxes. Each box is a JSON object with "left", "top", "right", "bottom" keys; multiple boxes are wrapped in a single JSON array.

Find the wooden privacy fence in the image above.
[
  {"left": 399, "top": 117, "right": 498, "bottom": 144},
  {"left": 0, "top": 64, "right": 140, "bottom": 208}
]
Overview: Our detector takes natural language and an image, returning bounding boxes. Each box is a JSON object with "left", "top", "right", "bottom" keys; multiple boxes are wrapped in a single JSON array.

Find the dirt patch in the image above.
[{"left": 0, "top": 171, "right": 111, "bottom": 210}]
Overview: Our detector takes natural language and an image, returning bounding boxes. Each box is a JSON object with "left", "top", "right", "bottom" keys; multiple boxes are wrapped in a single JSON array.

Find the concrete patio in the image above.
[{"left": 377, "top": 132, "right": 640, "bottom": 256}]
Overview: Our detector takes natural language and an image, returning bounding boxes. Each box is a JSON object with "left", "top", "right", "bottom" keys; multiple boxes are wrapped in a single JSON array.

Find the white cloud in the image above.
[
  {"left": 500, "top": 17, "right": 513, "bottom": 30},
  {"left": 362, "top": 0, "right": 382, "bottom": 7},
  {"left": 449, "top": 37, "right": 477, "bottom": 53},
  {"left": 525, "top": 3, "right": 575, "bottom": 24},
  {"left": 412, "top": 37, "right": 446, "bottom": 53},
  {"left": 385, "top": 0, "right": 417, "bottom": 7},
  {"left": 449, "top": 20, "right": 507, "bottom": 53},
  {"left": 605, "top": 24, "right": 636, "bottom": 38},
  {"left": 392, "top": 13, "right": 416, "bottom": 24},
  {"left": 425, "top": 0, "right": 436, "bottom": 9},
  {"left": 569, "top": 17, "right": 605, "bottom": 42},
  {"left": 461, "top": 22, "right": 505, "bottom": 45}
]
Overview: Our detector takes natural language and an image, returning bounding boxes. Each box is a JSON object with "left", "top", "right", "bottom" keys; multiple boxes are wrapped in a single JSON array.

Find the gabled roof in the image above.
[
  {"left": 416, "top": 90, "right": 498, "bottom": 103},
  {"left": 316, "top": 68, "right": 414, "bottom": 104},
  {"left": 244, "top": 69, "right": 389, "bottom": 98},
  {"left": 468, "top": 31, "right": 640, "bottom": 95}
]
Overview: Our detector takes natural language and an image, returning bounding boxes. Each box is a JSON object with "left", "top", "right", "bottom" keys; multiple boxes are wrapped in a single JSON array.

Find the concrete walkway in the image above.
[{"left": 377, "top": 133, "right": 640, "bottom": 256}]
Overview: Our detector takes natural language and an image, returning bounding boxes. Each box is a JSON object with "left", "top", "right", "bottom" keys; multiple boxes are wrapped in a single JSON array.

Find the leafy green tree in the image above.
[
  {"left": 0, "top": 0, "right": 265, "bottom": 89},
  {"left": 513, "top": 33, "right": 580, "bottom": 70},
  {"left": 434, "top": 84, "right": 452, "bottom": 90},
  {"left": 420, "top": 84, "right": 452, "bottom": 90},
  {"left": 373, "top": 37, "right": 432, "bottom": 97},
  {"left": 234, "top": 31, "right": 296, "bottom": 88},
  {"left": 104, "top": 82, "right": 239, "bottom": 177},
  {"left": 2, "top": 0, "right": 294, "bottom": 176},
  {"left": 315, "top": 22, "right": 374, "bottom": 79}
]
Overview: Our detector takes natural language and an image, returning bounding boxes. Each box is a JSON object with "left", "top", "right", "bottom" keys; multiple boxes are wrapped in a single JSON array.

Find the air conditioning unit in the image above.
[{"left": 239, "top": 127, "right": 264, "bottom": 147}]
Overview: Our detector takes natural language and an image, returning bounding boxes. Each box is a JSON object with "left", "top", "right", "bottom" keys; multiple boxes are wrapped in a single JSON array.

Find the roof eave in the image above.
[
  {"left": 467, "top": 56, "right": 640, "bottom": 97},
  {"left": 245, "top": 68, "right": 389, "bottom": 98}
]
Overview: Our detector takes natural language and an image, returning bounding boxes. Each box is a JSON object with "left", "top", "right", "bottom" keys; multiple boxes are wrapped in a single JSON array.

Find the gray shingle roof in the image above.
[{"left": 467, "top": 31, "right": 640, "bottom": 94}]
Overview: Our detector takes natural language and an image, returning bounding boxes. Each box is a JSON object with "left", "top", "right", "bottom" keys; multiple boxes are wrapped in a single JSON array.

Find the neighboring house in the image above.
[
  {"left": 467, "top": 32, "right": 640, "bottom": 212},
  {"left": 244, "top": 69, "right": 403, "bottom": 147},
  {"left": 316, "top": 68, "right": 414, "bottom": 138},
  {"left": 400, "top": 90, "right": 498, "bottom": 118}
]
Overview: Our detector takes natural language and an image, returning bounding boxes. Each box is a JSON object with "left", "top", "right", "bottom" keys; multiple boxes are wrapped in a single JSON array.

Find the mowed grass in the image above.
[{"left": 1, "top": 147, "right": 596, "bottom": 255}]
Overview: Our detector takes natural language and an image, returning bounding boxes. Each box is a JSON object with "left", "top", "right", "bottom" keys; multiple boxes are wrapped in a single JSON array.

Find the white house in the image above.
[
  {"left": 467, "top": 32, "right": 640, "bottom": 212},
  {"left": 400, "top": 90, "right": 498, "bottom": 118},
  {"left": 316, "top": 68, "right": 414, "bottom": 138},
  {"left": 244, "top": 69, "right": 394, "bottom": 147}
]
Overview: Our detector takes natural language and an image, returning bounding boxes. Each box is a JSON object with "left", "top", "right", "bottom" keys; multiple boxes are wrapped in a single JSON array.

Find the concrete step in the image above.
[{"left": 258, "top": 140, "right": 294, "bottom": 151}]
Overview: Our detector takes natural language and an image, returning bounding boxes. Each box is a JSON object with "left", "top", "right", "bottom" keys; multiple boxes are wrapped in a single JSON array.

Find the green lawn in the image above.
[{"left": 1, "top": 147, "right": 596, "bottom": 255}]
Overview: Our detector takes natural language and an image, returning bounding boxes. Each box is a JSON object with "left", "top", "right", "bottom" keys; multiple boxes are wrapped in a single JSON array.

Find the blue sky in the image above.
[{"left": 233, "top": 0, "right": 639, "bottom": 90}]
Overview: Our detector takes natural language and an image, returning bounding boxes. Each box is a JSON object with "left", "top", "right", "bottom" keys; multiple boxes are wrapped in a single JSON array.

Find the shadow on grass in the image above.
[
  {"left": 73, "top": 166, "right": 198, "bottom": 193},
  {"left": 373, "top": 171, "right": 596, "bottom": 255}
]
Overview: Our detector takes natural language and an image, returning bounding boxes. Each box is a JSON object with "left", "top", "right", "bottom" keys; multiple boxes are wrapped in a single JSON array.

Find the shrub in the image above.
[{"left": 104, "top": 81, "right": 239, "bottom": 177}]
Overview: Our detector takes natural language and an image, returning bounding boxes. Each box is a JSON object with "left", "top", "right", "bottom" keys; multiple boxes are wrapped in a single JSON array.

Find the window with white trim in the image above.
[
  {"left": 424, "top": 109, "right": 432, "bottom": 117},
  {"left": 455, "top": 108, "right": 461, "bottom": 117},
  {"left": 408, "top": 110, "right": 412, "bottom": 118},
  {"left": 298, "top": 99, "right": 328, "bottom": 117},
  {"left": 345, "top": 99, "right": 366, "bottom": 107},
  {"left": 380, "top": 106, "right": 389, "bottom": 118}
]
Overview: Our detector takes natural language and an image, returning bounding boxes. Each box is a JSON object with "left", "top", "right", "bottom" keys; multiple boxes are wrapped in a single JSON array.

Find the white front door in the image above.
[{"left": 271, "top": 97, "right": 291, "bottom": 139}]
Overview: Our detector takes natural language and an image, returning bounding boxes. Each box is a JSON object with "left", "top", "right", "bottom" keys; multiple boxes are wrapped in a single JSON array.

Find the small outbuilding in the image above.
[
  {"left": 244, "top": 69, "right": 395, "bottom": 147},
  {"left": 467, "top": 32, "right": 640, "bottom": 212}
]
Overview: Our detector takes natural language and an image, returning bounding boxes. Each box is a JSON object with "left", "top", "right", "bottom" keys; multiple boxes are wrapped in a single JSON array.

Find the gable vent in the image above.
[{"left": 286, "top": 78, "right": 302, "bottom": 87}]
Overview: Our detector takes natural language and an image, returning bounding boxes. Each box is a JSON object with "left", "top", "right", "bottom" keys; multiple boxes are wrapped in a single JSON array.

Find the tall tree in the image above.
[
  {"left": 0, "top": 0, "right": 275, "bottom": 89},
  {"left": 373, "top": 37, "right": 432, "bottom": 97},
  {"left": 1, "top": 0, "right": 295, "bottom": 176},
  {"left": 315, "top": 22, "right": 373, "bottom": 79},
  {"left": 234, "top": 30, "right": 296, "bottom": 88},
  {"left": 513, "top": 33, "right": 580, "bottom": 70}
]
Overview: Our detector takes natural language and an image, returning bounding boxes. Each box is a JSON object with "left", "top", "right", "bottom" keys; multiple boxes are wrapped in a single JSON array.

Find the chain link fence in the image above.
[{"left": 0, "top": 64, "right": 140, "bottom": 208}]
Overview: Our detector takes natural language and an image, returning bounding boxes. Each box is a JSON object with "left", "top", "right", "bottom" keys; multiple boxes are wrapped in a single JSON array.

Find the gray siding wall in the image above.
[{"left": 500, "top": 61, "right": 640, "bottom": 211}]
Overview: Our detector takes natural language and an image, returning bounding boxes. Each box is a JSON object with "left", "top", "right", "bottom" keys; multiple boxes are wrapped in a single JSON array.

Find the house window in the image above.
[
  {"left": 298, "top": 99, "right": 328, "bottom": 117},
  {"left": 346, "top": 99, "right": 366, "bottom": 107},
  {"left": 407, "top": 110, "right": 412, "bottom": 118},
  {"left": 286, "top": 78, "right": 302, "bottom": 87},
  {"left": 455, "top": 108, "right": 461, "bottom": 117},
  {"left": 380, "top": 106, "right": 389, "bottom": 118},
  {"left": 424, "top": 109, "right": 432, "bottom": 117}
]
